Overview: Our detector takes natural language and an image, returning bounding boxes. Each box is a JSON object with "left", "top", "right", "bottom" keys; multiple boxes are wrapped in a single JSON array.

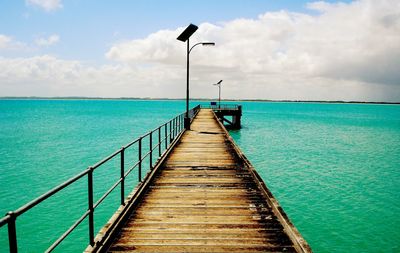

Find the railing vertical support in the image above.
[
  {"left": 158, "top": 127, "right": 161, "bottom": 157},
  {"left": 164, "top": 124, "right": 167, "bottom": 150},
  {"left": 177, "top": 115, "right": 180, "bottom": 133},
  {"left": 174, "top": 117, "right": 177, "bottom": 138},
  {"left": 169, "top": 121, "right": 172, "bottom": 143},
  {"left": 120, "top": 147, "right": 125, "bottom": 206},
  {"left": 178, "top": 115, "right": 180, "bottom": 133},
  {"left": 176, "top": 117, "right": 178, "bottom": 138},
  {"left": 7, "top": 212, "right": 17, "bottom": 253},
  {"left": 171, "top": 118, "right": 174, "bottom": 140},
  {"left": 87, "top": 167, "right": 94, "bottom": 246},
  {"left": 138, "top": 137, "right": 142, "bottom": 182},
  {"left": 149, "top": 132, "right": 153, "bottom": 169},
  {"left": 179, "top": 114, "right": 182, "bottom": 132},
  {"left": 176, "top": 116, "right": 178, "bottom": 133}
]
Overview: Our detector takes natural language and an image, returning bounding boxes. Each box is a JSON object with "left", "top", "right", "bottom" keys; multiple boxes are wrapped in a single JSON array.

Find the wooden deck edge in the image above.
[
  {"left": 85, "top": 127, "right": 189, "bottom": 253},
  {"left": 211, "top": 110, "right": 313, "bottom": 253}
]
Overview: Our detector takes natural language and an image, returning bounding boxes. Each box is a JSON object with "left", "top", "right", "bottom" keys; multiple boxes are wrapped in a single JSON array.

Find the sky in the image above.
[{"left": 0, "top": 0, "right": 399, "bottom": 102}]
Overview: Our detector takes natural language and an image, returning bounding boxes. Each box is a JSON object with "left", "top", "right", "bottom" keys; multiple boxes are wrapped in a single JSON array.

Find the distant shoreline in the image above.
[{"left": 0, "top": 96, "right": 399, "bottom": 105}]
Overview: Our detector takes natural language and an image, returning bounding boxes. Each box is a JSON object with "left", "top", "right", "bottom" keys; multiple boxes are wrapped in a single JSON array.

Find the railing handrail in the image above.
[
  {"left": 0, "top": 105, "right": 201, "bottom": 253},
  {"left": 201, "top": 104, "right": 241, "bottom": 110}
]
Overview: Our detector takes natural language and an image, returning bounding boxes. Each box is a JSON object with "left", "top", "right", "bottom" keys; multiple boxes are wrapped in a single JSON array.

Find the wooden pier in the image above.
[{"left": 88, "top": 109, "right": 311, "bottom": 253}]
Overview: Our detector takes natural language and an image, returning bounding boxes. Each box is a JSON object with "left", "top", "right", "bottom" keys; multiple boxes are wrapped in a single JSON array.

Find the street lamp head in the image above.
[
  {"left": 177, "top": 24, "right": 198, "bottom": 42},
  {"left": 189, "top": 41, "right": 216, "bottom": 53},
  {"left": 213, "top": 80, "right": 223, "bottom": 86}
]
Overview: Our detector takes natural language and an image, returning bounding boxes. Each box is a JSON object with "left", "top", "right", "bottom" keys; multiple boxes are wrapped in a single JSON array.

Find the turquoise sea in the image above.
[{"left": 0, "top": 99, "right": 399, "bottom": 252}]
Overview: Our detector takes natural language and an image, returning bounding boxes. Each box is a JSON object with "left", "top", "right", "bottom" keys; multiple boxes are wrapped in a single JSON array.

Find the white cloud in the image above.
[
  {"left": 106, "top": 28, "right": 185, "bottom": 65},
  {"left": 104, "top": 0, "right": 400, "bottom": 101},
  {"left": 35, "top": 34, "right": 60, "bottom": 46},
  {"left": 1, "top": 0, "right": 400, "bottom": 102},
  {"left": 0, "top": 35, "right": 26, "bottom": 50},
  {"left": 0, "top": 55, "right": 186, "bottom": 98},
  {"left": 0, "top": 35, "right": 12, "bottom": 49},
  {"left": 107, "top": 0, "right": 400, "bottom": 87},
  {"left": 26, "top": 0, "right": 63, "bottom": 12}
]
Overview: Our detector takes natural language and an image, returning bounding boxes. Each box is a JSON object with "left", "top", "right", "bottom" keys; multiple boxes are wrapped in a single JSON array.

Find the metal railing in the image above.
[
  {"left": 201, "top": 104, "right": 241, "bottom": 110},
  {"left": 0, "top": 105, "right": 201, "bottom": 253}
]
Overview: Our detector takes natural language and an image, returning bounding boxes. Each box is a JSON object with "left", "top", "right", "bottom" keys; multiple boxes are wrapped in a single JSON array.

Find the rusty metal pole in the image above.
[
  {"left": 7, "top": 212, "right": 17, "bottom": 253},
  {"left": 87, "top": 167, "right": 94, "bottom": 246},
  {"left": 184, "top": 39, "right": 191, "bottom": 130},
  {"left": 120, "top": 147, "right": 125, "bottom": 205},
  {"left": 138, "top": 137, "right": 142, "bottom": 182}
]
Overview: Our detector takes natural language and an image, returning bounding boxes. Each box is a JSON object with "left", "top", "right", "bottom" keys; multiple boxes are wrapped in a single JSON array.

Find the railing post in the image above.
[
  {"left": 7, "top": 212, "right": 17, "bottom": 253},
  {"left": 177, "top": 115, "right": 180, "bottom": 133},
  {"left": 169, "top": 121, "right": 172, "bottom": 143},
  {"left": 180, "top": 114, "right": 183, "bottom": 132},
  {"left": 120, "top": 147, "right": 125, "bottom": 206},
  {"left": 138, "top": 137, "right": 142, "bottom": 182},
  {"left": 149, "top": 132, "right": 153, "bottom": 169},
  {"left": 176, "top": 117, "right": 178, "bottom": 136},
  {"left": 172, "top": 118, "right": 175, "bottom": 139},
  {"left": 158, "top": 127, "right": 161, "bottom": 157},
  {"left": 175, "top": 117, "right": 177, "bottom": 137},
  {"left": 164, "top": 124, "right": 167, "bottom": 150},
  {"left": 87, "top": 167, "right": 94, "bottom": 246},
  {"left": 178, "top": 115, "right": 180, "bottom": 133}
]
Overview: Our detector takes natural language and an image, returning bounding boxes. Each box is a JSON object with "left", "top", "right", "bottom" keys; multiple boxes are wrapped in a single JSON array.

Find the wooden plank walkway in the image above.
[{"left": 97, "top": 109, "right": 311, "bottom": 253}]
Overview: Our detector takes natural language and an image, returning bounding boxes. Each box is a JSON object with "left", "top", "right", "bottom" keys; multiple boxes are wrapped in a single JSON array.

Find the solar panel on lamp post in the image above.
[{"left": 177, "top": 24, "right": 215, "bottom": 130}]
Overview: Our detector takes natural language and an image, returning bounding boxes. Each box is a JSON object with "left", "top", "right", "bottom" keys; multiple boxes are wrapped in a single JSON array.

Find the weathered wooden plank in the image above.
[
  {"left": 140, "top": 200, "right": 264, "bottom": 206},
  {"left": 154, "top": 178, "right": 248, "bottom": 184},
  {"left": 112, "top": 238, "right": 288, "bottom": 246},
  {"left": 131, "top": 204, "right": 270, "bottom": 209},
  {"left": 115, "top": 232, "right": 286, "bottom": 239},
  {"left": 149, "top": 185, "right": 260, "bottom": 190},
  {"left": 109, "top": 245, "right": 296, "bottom": 253},
  {"left": 123, "top": 227, "right": 285, "bottom": 234},
  {"left": 133, "top": 208, "right": 272, "bottom": 216},
  {"left": 144, "top": 193, "right": 262, "bottom": 199},
  {"left": 157, "top": 172, "right": 250, "bottom": 177},
  {"left": 165, "top": 161, "right": 237, "bottom": 166},
  {"left": 162, "top": 166, "right": 239, "bottom": 170},
  {"left": 127, "top": 216, "right": 276, "bottom": 225},
  {"left": 143, "top": 193, "right": 262, "bottom": 199},
  {"left": 121, "top": 228, "right": 285, "bottom": 234},
  {"left": 145, "top": 187, "right": 260, "bottom": 192}
]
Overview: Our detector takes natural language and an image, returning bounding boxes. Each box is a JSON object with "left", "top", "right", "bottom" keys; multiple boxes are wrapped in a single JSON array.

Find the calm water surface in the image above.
[{"left": 0, "top": 100, "right": 399, "bottom": 252}]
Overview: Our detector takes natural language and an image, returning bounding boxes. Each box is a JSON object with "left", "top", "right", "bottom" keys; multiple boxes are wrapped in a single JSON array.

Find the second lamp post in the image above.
[{"left": 213, "top": 80, "right": 223, "bottom": 109}]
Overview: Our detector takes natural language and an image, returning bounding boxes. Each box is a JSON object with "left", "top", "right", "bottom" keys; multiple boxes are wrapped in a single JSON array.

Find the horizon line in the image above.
[{"left": 0, "top": 96, "right": 399, "bottom": 104}]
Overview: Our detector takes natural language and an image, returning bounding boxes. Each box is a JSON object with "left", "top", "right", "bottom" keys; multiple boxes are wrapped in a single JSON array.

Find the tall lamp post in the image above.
[
  {"left": 177, "top": 24, "right": 215, "bottom": 130},
  {"left": 213, "top": 80, "right": 223, "bottom": 109}
]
